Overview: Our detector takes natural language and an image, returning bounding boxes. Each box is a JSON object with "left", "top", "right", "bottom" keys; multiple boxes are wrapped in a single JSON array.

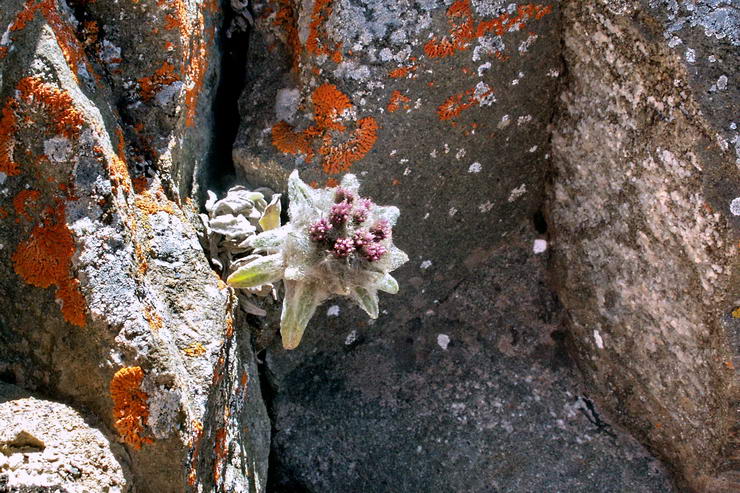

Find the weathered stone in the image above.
[
  {"left": 233, "top": 0, "right": 683, "bottom": 490},
  {"left": 0, "top": 1, "right": 269, "bottom": 491},
  {"left": 549, "top": 1, "right": 738, "bottom": 491},
  {"left": 0, "top": 382, "right": 130, "bottom": 492}
]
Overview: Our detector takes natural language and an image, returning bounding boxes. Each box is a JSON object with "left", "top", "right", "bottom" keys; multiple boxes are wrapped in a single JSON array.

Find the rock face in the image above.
[
  {"left": 549, "top": 2, "right": 738, "bottom": 491},
  {"left": 0, "top": 0, "right": 736, "bottom": 492},
  {"left": 0, "top": 0, "right": 269, "bottom": 491},
  {"left": 0, "top": 382, "right": 131, "bottom": 492}
]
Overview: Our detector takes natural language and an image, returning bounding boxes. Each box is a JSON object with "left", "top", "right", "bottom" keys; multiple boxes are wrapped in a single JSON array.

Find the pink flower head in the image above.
[
  {"left": 330, "top": 201, "right": 352, "bottom": 226},
  {"left": 369, "top": 219, "right": 391, "bottom": 241},
  {"left": 332, "top": 237, "right": 356, "bottom": 258},
  {"left": 352, "top": 229, "right": 375, "bottom": 248},
  {"left": 309, "top": 218, "right": 333, "bottom": 242},
  {"left": 352, "top": 205, "right": 369, "bottom": 224},
  {"left": 359, "top": 198, "right": 374, "bottom": 210},
  {"left": 334, "top": 188, "right": 355, "bottom": 203},
  {"left": 362, "top": 242, "right": 387, "bottom": 262}
]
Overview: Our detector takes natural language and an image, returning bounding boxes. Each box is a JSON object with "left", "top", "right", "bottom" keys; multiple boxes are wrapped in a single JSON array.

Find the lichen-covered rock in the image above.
[
  {"left": 0, "top": 1, "right": 269, "bottom": 491},
  {"left": 233, "top": 0, "right": 678, "bottom": 490},
  {"left": 0, "top": 382, "right": 131, "bottom": 492},
  {"left": 549, "top": 2, "right": 738, "bottom": 491}
]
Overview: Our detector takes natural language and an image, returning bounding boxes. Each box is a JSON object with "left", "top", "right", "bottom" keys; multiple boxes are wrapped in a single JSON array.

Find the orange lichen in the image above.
[
  {"left": 183, "top": 342, "right": 207, "bottom": 357},
  {"left": 17, "top": 77, "right": 85, "bottom": 138},
  {"left": 138, "top": 62, "right": 179, "bottom": 101},
  {"left": 213, "top": 427, "right": 227, "bottom": 484},
  {"left": 306, "top": 0, "right": 342, "bottom": 62},
  {"left": 320, "top": 117, "right": 378, "bottom": 175},
  {"left": 438, "top": 92, "right": 473, "bottom": 120},
  {"left": 325, "top": 178, "right": 339, "bottom": 187},
  {"left": 110, "top": 366, "right": 153, "bottom": 450},
  {"left": 143, "top": 304, "right": 164, "bottom": 331},
  {"left": 272, "top": 121, "right": 314, "bottom": 160},
  {"left": 0, "top": 99, "right": 19, "bottom": 176},
  {"left": 273, "top": 0, "right": 301, "bottom": 70},
  {"left": 388, "top": 66, "right": 416, "bottom": 79},
  {"left": 12, "top": 190, "right": 40, "bottom": 221},
  {"left": 271, "top": 84, "right": 377, "bottom": 174},
  {"left": 11, "top": 203, "right": 86, "bottom": 326},
  {"left": 387, "top": 91, "right": 411, "bottom": 113},
  {"left": 0, "top": 207, "right": 8, "bottom": 219},
  {"left": 134, "top": 187, "right": 176, "bottom": 215},
  {"left": 424, "top": 1, "right": 552, "bottom": 59}
]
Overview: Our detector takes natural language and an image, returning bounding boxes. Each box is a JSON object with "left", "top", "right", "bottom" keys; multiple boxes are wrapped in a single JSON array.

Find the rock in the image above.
[
  {"left": 0, "top": 382, "right": 130, "bottom": 492},
  {"left": 0, "top": 0, "right": 269, "bottom": 491},
  {"left": 233, "top": 0, "right": 680, "bottom": 490},
  {"left": 549, "top": 1, "right": 738, "bottom": 491}
]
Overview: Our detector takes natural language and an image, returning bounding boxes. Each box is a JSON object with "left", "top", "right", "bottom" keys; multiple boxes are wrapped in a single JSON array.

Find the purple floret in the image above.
[
  {"left": 309, "top": 218, "right": 333, "bottom": 242},
  {"left": 332, "top": 237, "right": 356, "bottom": 258},
  {"left": 358, "top": 198, "right": 374, "bottom": 210},
  {"left": 334, "top": 188, "right": 355, "bottom": 203},
  {"left": 352, "top": 229, "right": 375, "bottom": 248},
  {"left": 330, "top": 201, "right": 352, "bottom": 226},
  {"left": 352, "top": 205, "right": 369, "bottom": 224},
  {"left": 362, "top": 243, "right": 387, "bottom": 262},
  {"left": 369, "top": 219, "right": 391, "bottom": 241}
]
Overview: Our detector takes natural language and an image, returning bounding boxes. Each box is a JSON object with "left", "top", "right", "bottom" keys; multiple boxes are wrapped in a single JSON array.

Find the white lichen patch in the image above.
[
  {"left": 327, "top": 305, "right": 341, "bottom": 317},
  {"left": 478, "top": 201, "right": 494, "bottom": 213},
  {"left": 420, "top": 260, "right": 432, "bottom": 270},
  {"left": 533, "top": 239, "right": 547, "bottom": 254},
  {"left": 473, "top": 81, "right": 496, "bottom": 106},
  {"left": 593, "top": 330, "right": 604, "bottom": 349},
  {"left": 508, "top": 184, "right": 527, "bottom": 202},
  {"left": 437, "top": 333, "right": 450, "bottom": 350},
  {"left": 468, "top": 162, "right": 482, "bottom": 173},
  {"left": 274, "top": 88, "right": 301, "bottom": 123},
  {"left": 730, "top": 197, "right": 740, "bottom": 216},
  {"left": 345, "top": 330, "right": 357, "bottom": 345},
  {"left": 43, "top": 136, "right": 72, "bottom": 163}
]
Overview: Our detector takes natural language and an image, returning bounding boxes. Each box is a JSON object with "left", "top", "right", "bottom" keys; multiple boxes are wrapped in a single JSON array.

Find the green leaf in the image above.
[
  {"left": 248, "top": 227, "right": 287, "bottom": 252},
  {"left": 376, "top": 274, "right": 399, "bottom": 294},
  {"left": 288, "top": 170, "right": 315, "bottom": 209},
  {"left": 259, "top": 193, "right": 282, "bottom": 231},
  {"left": 351, "top": 286, "right": 379, "bottom": 319},
  {"left": 227, "top": 254, "right": 284, "bottom": 288},
  {"left": 280, "top": 280, "right": 322, "bottom": 350}
]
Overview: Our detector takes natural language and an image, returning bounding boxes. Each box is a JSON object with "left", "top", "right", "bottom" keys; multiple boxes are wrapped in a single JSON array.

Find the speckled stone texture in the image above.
[
  {"left": 233, "top": 0, "right": 686, "bottom": 491},
  {"left": 0, "top": 382, "right": 131, "bottom": 492},
  {"left": 0, "top": 1, "right": 269, "bottom": 492},
  {"left": 549, "top": 1, "right": 738, "bottom": 491}
]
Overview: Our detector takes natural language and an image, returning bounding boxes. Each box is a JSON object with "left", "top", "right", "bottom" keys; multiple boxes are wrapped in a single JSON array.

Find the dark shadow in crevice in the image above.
[{"left": 207, "top": 0, "right": 252, "bottom": 195}]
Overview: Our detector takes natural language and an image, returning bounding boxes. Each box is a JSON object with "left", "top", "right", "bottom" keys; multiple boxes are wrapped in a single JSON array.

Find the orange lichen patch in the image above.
[
  {"left": 134, "top": 187, "right": 176, "bottom": 215},
  {"left": 273, "top": 0, "right": 301, "bottom": 70},
  {"left": 311, "top": 83, "right": 351, "bottom": 130},
  {"left": 320, "top": 117, "right": 378, "bottom": 175},
  {"left": 143, "top": 304, "right": 164, "bottom": 331},
  {"left": 11, "top": 204, "right": 86, "bottom": 326},
  {"left": 387, "top": 91, "right": 411, "bottom": 113},
  {"left": 272, "top": 84, "right": 377, "bottom": 173},
  {"left": 4, "top": 0, "right": 98, "bottom": 82},
  {"left": 240, "top": 371, "right": 249, "bottom": 387},
  {"left": 183, "top": 342, "right": 207, "bottom": 357},
  {"left": 138, "top": 62, "right": 179, "bottom": 101},
  {"left": 16, "top": 77, "right": 85, "bottom": 138},
  {"left": 732, "top": 307, "right": 740, "bottom": 319},
  {"left": 225, "top": 312, "right": 234, "bottom": 338},
  {"left": 57, "top": 277, "right": 86, "bottom": 326},
  {"left": 12, "top": 190, "right": 41, "bottom": 221},
  {"left": 0, "top": 99, "right": 20, "bottom": 176},
  {"left": 110, "top": 366, "right": 153, "bottom": 450},
  {"left": 184, "top": 33, "right": 209, "bottom": 127},
  {"left": 306, "top": 0, "right": 342, "bottom": 62},
  {"left": 272, "top": 121, "right": 314, "bottom": 160},
  {"left": 388, "top": 66, "right": 416, "bottom": 79},
  {"left": 0, "top": 207, "right": 8, "bottom": 219},
  {"left": 425, "top": 1, "right": 552, "bottom": 59},
  {"left": 213, "top": 427, "right": 227, "bottom": 484},
  {"left": 437, "top": 91, "right": 474, "bottom": 120},
  {"left": 325, "top": 178, "right": 339, "bottom": 187}
]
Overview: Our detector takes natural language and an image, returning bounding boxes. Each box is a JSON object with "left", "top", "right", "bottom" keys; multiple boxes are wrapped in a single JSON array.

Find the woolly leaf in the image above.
[
  {"left": 281, "top": 280, "right": 322, "bottom": 349},
  {"left": 351, "top": 286, "right": 379, "bottom": 319},
  {"left": 376, "top": 273, "right": 399, "bottom": 294},
  {"left": 227, "top": 254, "right": 284, "bottom": 288},
  {"left": 259, "top": 193, "right": 282, "bottom": 231}
]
